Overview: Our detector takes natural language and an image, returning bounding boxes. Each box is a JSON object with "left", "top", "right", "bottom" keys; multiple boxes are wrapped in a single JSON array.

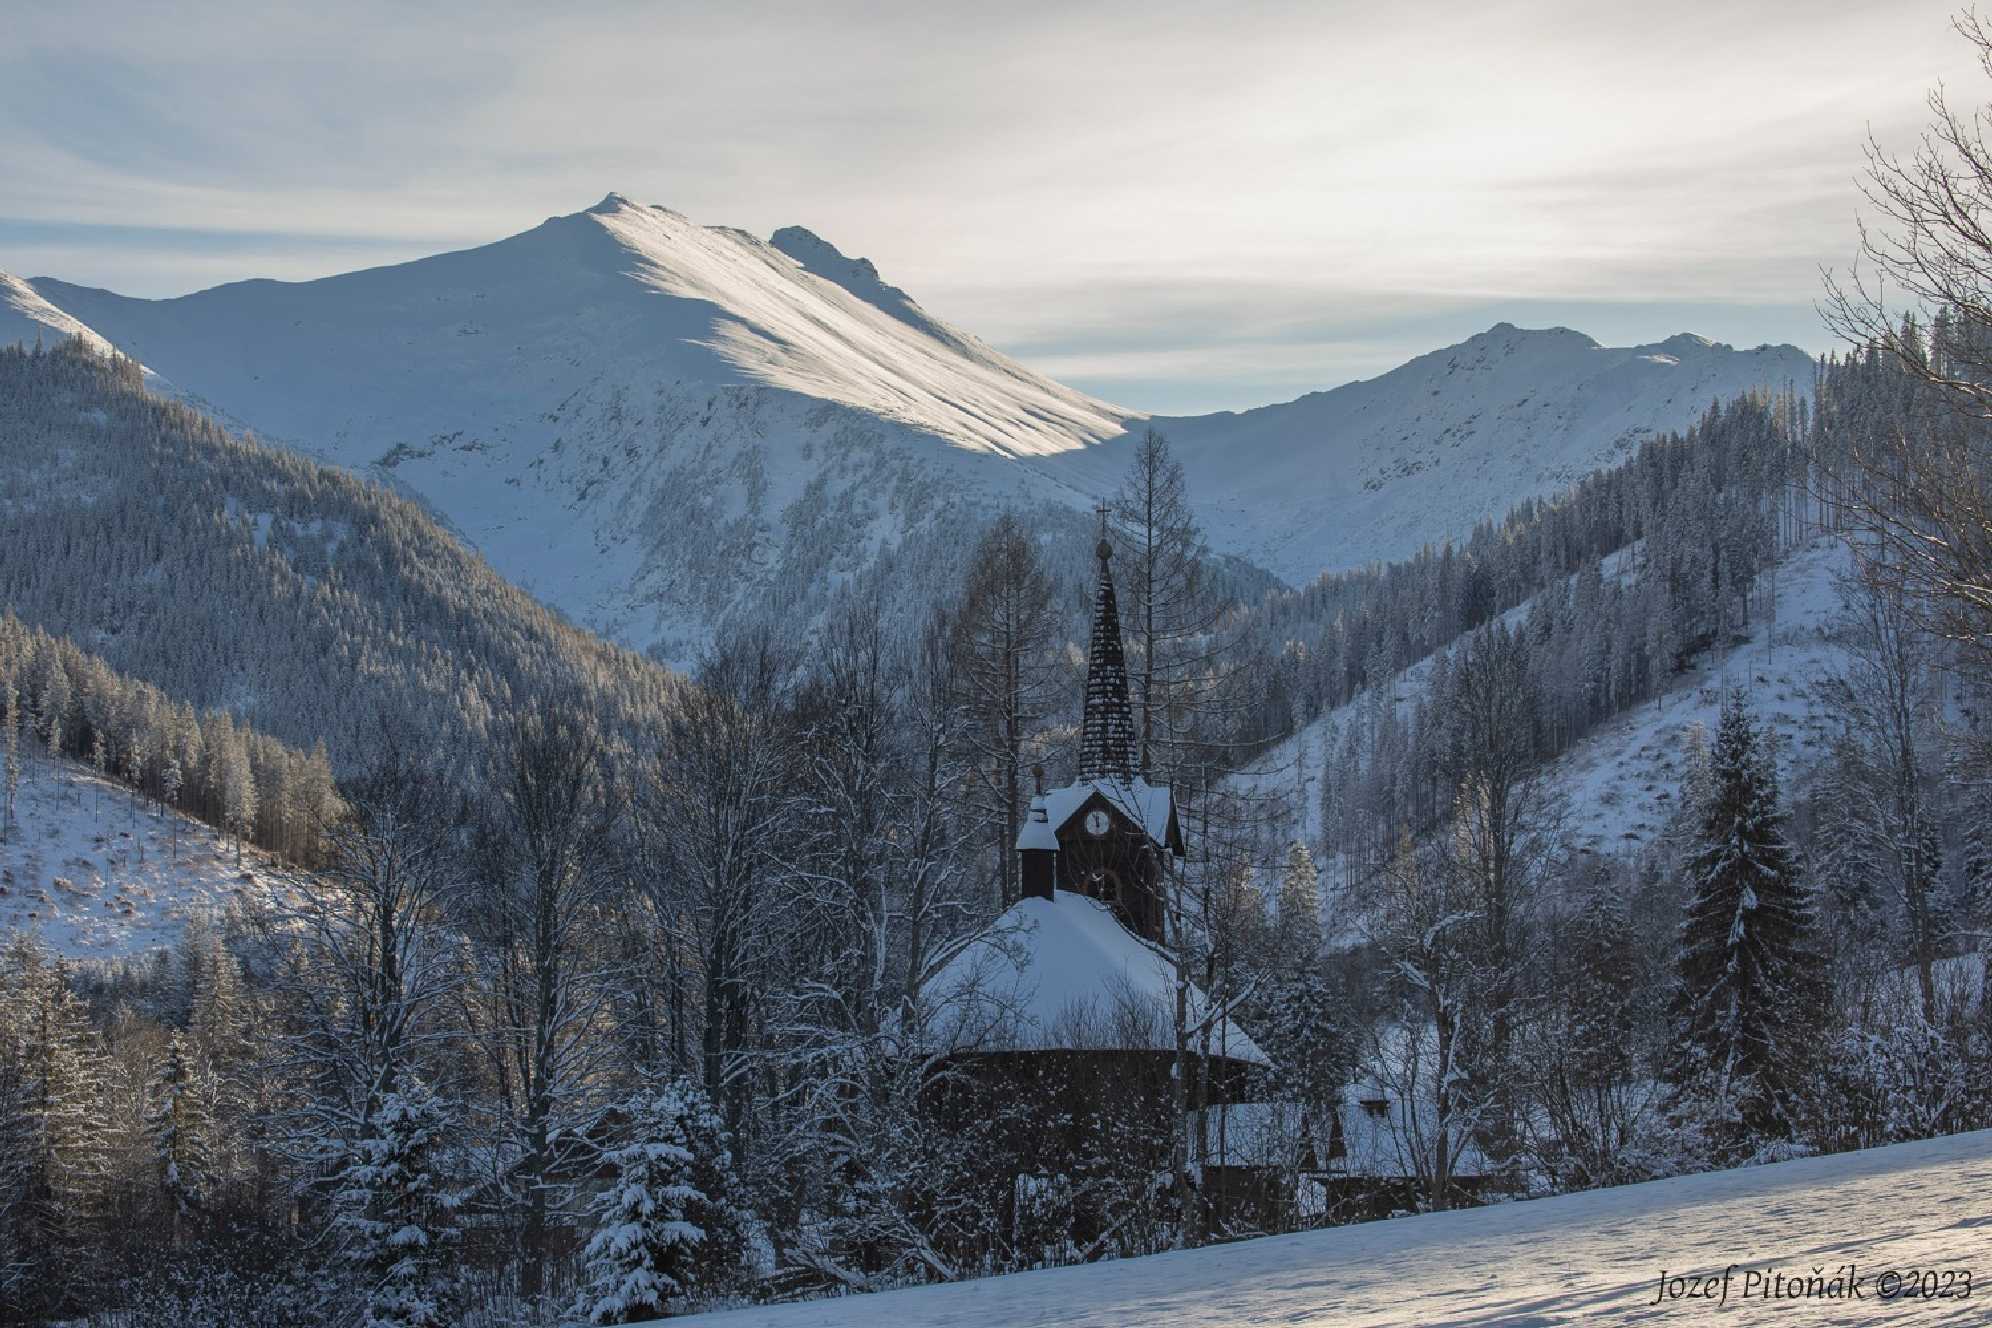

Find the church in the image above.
[{"left": 918, "top": 517, "right": 1277, "bottom": 1249}]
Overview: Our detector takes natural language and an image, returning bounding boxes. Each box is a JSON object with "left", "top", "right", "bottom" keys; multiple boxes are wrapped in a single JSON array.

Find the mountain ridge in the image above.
[{"left": 0, "top": 195, "right": 1814, "bottom": 653}]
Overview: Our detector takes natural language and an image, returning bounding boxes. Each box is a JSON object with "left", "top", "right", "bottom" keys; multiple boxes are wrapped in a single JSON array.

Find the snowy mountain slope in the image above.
[
  {"left": 1245, "top": 534, "right": 1856, "bottom": 910},
  {"left": 683, "top": 1128, "right": 1992, "bottom": 1326},
  {"left": 1, "top": 273, "right": 115, "bottom": 359},
  {"left": 2, "top": 199, "right": 1811, "bottom": 653},
  {"left": 1041, "top": 323, "right": 1814, "bottom": 583},
  {"left": 1547, "top": 536, "right": 1852, "bottom": 856},
  {"left": 1, "top": 196, "right": 1131, "bottom": 657},
  {"left": 1, "top": 754, "right": 300, "bottom": 959}
]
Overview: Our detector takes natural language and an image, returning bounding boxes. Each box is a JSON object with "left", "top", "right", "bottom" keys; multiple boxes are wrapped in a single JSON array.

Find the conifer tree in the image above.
[
  {"left": 332, "top": 1080, "right": 459, "bottom": 1328},
  {"left": 148, "top": 1032, "right": 216, "bottom": 1232},
  {"left": 1, "top": 681, "right": 17, "bottom": 843},
  {"left": 0, "top": 939, "right": 109, "bottom": 1311},
  {"left": 573, "top": 1081, "right": 750, "bottom": 1324},
  {"left": 1666, "top": 698, "right": 1824, "bottom": 1146}
]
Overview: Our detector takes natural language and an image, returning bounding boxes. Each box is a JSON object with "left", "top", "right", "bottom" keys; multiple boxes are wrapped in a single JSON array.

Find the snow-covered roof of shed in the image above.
[
  {"left": 1207, "top": 1102, "right": 1311, "bottom": 1168},
  {"left": 1326, "top": 1082, "right": 1494, "bottom": 1180},
  {"left": 1016, "top": 777, "right": 1174, "bottom": 852},
  {"left": 919, "top": 890, "right": 1267, "bottom": 1064}
]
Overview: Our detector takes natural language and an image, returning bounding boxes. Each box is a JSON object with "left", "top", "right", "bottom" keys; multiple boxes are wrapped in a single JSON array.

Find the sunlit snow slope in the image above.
[
  {"left": 1, "top": 273, "right": 115, "bottom": 359},
  {"left": 680, "top": 1128, "right": 1992, "bottom": 1327},
  {"left": 1, "top": 196, "right": 1130, "bottom": 657},
  {"left": 1, "top": 755, "right": 299, "bottom": 959}
]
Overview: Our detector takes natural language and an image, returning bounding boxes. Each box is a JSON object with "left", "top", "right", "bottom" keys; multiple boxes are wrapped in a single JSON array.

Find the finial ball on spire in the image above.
[{"left": 1097, "top": 538, "right": 1113, "bottom": 562}]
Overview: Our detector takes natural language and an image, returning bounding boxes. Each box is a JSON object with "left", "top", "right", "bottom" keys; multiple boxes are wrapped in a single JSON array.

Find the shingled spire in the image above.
[{"left": 1080, "top": 503, "right": 1137, "bottom": 781}]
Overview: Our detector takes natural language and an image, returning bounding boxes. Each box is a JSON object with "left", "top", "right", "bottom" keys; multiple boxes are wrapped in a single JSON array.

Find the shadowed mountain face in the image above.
[{"left": 2, "top": 198, "right": 1811, "bottom": 654}]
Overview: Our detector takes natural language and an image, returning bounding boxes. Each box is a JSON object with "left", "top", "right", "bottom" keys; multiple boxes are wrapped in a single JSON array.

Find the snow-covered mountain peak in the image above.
[
  {"left": 1038, "top": 321, "right": 1814, "bottom": 583},
  {"left": 0, "top": 198, "right": 1141, "bottom": 657},
  {"left": 767, "top": 222, "right": 976, "bottom": 354},
  {"left": 1656, "top": 331, "right": 1719, "bottom": 354},
  {"left": 770, "top": 226, "right": 895, "bottom": 302},
  {"left": 1, "top": 202, "right": 1816, "bottom": 658}
]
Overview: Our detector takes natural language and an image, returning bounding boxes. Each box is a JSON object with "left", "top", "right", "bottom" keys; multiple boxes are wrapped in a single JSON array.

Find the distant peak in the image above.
[
  {"left": 587, "top": 192, "right": 636, "bottom": 215},
  {"left": 770, "top": 225, "right": 883, "bottom": 286},
  {"left": 1468, "top": 322, "right": 1600, "bottom": 351},
  {"left": 770, "top": 224, "right": 948, "bottom": 341},
  {"left": 1657, "top": 332, "right": 1719, "bottom": 353}
]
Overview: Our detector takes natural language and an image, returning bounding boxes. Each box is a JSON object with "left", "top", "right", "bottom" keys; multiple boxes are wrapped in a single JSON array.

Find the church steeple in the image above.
[{"left": 1079, "top": 503, "right": 1137, "bottom": 782}]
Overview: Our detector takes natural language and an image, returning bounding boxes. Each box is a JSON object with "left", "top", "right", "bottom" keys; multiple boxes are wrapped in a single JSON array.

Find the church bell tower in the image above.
[{"left": 1014, "top": 504, "right": 1182, "bottom": 941}]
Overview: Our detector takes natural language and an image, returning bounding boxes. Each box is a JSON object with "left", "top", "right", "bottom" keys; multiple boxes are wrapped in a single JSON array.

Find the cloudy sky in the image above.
[{"left": 2, "top": 0, "right": 1980, "bottom": 412}]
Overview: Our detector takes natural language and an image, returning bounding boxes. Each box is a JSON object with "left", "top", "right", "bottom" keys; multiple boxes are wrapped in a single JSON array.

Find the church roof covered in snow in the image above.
[
  {"left": 918, "top": 889, "right": 1267, "bottom": 1063},
  {"left": 1016, "top": 776, "right": 1176, "bottom": 852}
]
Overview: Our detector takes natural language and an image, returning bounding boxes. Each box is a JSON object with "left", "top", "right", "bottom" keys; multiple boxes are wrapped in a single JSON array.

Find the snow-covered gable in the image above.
[
  {"left": 1327, "top": 1083, "right": 1494, "bottom": 1180},
  {"left": 1206, "top": 1102, "right": 1311, "bottom": 1168},
  {"left": 1016, "top": 777, "right": 1176, "bottom": 852},
  {"left": 921, "top": 889, "right": 1267, "bottom": 1064}
]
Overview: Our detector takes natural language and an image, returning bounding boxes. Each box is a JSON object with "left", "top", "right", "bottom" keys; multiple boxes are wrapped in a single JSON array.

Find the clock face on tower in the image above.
[{"left": 1083, "top": 808, "right": 1111, "bottom": 838}]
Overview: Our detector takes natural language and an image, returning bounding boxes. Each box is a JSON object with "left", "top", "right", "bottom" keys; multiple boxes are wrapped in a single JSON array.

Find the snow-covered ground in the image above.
[
  {"left": 682, "top": 1129, "right": 1992, "bottom": 1326},
  {"left": 0, "top": 754, "right": 296, "bottom": 958}
]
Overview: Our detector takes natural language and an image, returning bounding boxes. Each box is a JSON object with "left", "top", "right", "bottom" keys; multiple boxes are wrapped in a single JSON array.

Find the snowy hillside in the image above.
[
  {"left": 1, "top": 274, "right": 115, "bottom": 360},
  {"left": 0, "top": 754, "right": 297, "bottom": 959},
  {"left": 2, "top": 200, "right": 1809, "bottom": 658},
  {"left": 1550, "top": 536, "right": 1852, "bottom": 856},
  {"left": 1248, "top": 533, "right": 1858, "bottom": 919},
  {"left": 1, "top": 196, "right": 1128, "bottom": 658},
  {"left": 682, "top": 1128, "right": 1992, "bottom": 1326},
  {"left": 1046, "top": 323, "right": 1814, "bottom": 583}
]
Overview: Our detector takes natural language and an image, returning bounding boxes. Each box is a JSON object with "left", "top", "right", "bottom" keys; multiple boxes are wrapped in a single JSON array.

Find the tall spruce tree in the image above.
[
  {"left": 1666, "top": 698, "right": 1824, "bottom": 1145},
  {"left": 572, "top": 1081, "right": 749, "bottom": 1324},
  {"left": 331, "top": 1079, "right": 459, "bottom": 1328}
]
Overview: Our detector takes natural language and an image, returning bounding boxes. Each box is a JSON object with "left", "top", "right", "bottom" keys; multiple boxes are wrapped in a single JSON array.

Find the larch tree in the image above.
[
  {"left": 1811, "top": 572, "right": 1947, "bottom": 1025},
  {"left": 1822, "top": 11, "right": 1992, "bottom": 674},
  {"left": 270, "top": 750, "right": 467, "bottom": 1292},
  {"left": 1108, "top": 429, "right": 1225, "bottom": 781},
  {"left": 475, "top": 701, "right": 623, "bottom": 1307},
  {"left": 954, "top": 514, "right": 1058, "bottom": 909}
]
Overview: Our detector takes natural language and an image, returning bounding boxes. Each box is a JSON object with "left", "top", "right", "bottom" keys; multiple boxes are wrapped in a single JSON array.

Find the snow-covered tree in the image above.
[
  {"left": 148, "top": 1031, "right": 217, "bottom": 1230},
  {"left": 572, "top": 1081, "right": 749, "bottom": 1324},
  {"left": 1666, "top": 698, "right": 1825, "bottom": 1147},
  {"left": 1, "top": 680, "right": 17, "bottom": 843},
  {"left": 331, "top": 1079, "right": 459, "bottom": 1328},
  {"left": 0, "top": 938, "right": 109, "bottom": 1315}
]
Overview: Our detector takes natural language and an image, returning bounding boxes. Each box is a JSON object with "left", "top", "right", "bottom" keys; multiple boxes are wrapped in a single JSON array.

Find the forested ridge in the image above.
[{"left": 0, "top": 342, "right": 681, "bottom": 772}]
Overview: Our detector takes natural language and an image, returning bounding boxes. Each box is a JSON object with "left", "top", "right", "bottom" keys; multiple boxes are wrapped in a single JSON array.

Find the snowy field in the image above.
[
  {"left": 684, "top": 1130, "right": 1992, "bottom": 1327},
  {"left": 0, "top": 754, "right": 296, "bottom": 957}
]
